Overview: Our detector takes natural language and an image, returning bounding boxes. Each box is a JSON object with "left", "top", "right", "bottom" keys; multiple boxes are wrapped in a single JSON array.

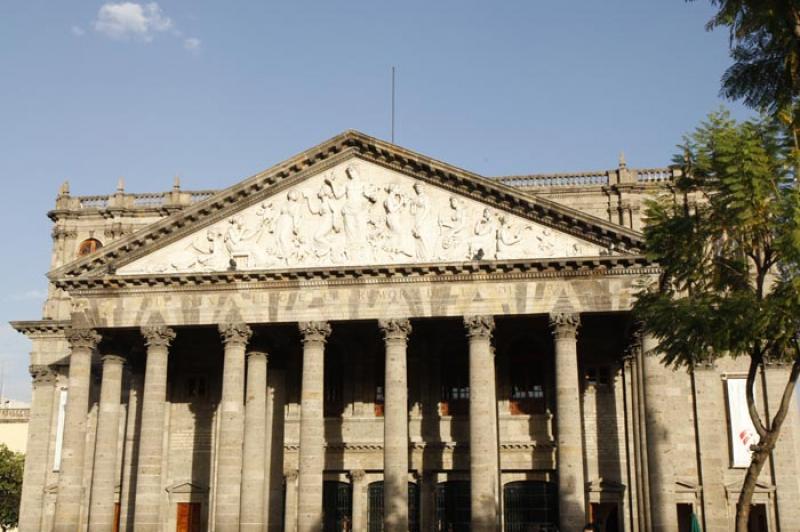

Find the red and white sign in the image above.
[{"left": 726, "top": 378, "right": 760, "bottom": 468}]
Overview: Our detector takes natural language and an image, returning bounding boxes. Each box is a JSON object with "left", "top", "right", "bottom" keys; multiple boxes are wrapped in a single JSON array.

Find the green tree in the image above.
[
  {"left": 696, "top": 1, "right": 800, "bottom": 151},
  {"left": 634, "top": 110, "right": 800, "bottom": 531},
  {"left": 0, "top": 444, "right": 23, "bottom": 532}
]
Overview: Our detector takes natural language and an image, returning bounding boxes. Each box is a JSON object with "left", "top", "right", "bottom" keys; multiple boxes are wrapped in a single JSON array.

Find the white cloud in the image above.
[
  {"left": 183, "top": 37, "right": 201, "bottom": 51},
  {"left": 94, "top": 2, "right": 173, "bottom": 42},
  {"left": 71, "top": 25, "right": 85, "bottom": 37}
]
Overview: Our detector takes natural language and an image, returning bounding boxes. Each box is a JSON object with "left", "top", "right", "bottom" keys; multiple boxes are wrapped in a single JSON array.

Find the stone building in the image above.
[{"left": 11, "top": 131, "right": 800, "bottom": 531}]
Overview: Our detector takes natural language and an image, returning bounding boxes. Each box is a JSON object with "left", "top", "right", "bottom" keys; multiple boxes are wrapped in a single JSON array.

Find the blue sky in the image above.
[{"left": 0, "top": 1, "right": 762, "bottom": 401}]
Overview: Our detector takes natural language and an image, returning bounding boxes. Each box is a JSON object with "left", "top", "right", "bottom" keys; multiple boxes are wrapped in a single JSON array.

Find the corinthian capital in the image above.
[
  {"left": 141, "top": 326, "right": 176, "bottom": 349},
  {"left": 219, "top": 323, "right": 253, "bottom": 347},
  {"left": 549, "top": 312, "right": 580, "bottom": 340},
  {"left": 298, "top": 321, "right": 331, "bottom": 344},
  {"left": 29, "top": 365, "right": 56, "bottom": 386},
  {"left": 378, "top": 318, "right": 412, "bottom": 342},
  {"left": 464, "top": 315, "right": 495, "bottom": 339},
  {"left": 67, "top": 328, "right": 102, "bottom": 350}
]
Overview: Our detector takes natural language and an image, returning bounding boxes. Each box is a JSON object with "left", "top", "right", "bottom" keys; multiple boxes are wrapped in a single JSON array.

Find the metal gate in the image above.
[
  {"left": 366, "top": 481, "right": 420, "bottom": 532},
  {"left": 503, "top": 481, "right": 558, "bottom": 531},
  {"left": 434, "top": 481, "right": 470, "bottom": 532},
  {"left": 323, "top": 481, "right": 352, "bottom": 531}
]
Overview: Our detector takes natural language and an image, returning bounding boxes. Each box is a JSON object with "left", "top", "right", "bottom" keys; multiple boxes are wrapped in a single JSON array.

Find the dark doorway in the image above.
[
  {"left": 323, "top": 481, "right": 352, "bottom": 532},
  {"left": 435, "top": 481, "right": 471, "bottom": 531},
  {"left": 676, "top": 503, "right": 694, "bottom": 532},
  {"left": 503, "top": 481, "right": 559, "bottom": 531},
  {"left": 175, "top": 502, "right": 202, "bottom": 532},
  {"left": 748, "top": 504, "right": 768, "bottom": 532},
  {"left": 590, "top": 502, "right": 620, "bottom": 532},
  {"left": 367, "top": 481, "right": 420, "bottom": 532}
]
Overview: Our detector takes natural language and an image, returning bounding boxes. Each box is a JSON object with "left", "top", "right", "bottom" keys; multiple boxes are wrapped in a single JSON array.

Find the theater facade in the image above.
[{"left": 12, "top": 131, "right": 800, "bottom": 531}]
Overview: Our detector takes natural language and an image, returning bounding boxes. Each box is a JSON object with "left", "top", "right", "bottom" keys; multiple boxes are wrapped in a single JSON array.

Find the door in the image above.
[
  {"left": 503, "top": 481, "right": 558, "bottom": 531},
  {"left": 435, "top": 481, "right": 471, "bottom": 531},
  {"left": 323, "top": 481, "right": 353, "bottom": 531},
  {"left": 176, "top": 502, "right": 202, "bottom": 532},
  {"left": 367, "top": 481, "right": 420, "bottom": 532}
]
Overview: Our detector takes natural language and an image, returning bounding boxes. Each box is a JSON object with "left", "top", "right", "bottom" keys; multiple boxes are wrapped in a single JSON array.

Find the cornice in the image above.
[
  {"left": 54, "top": 255, "right": 659, "bottom": 294},
  {"left": 48, "top": 130, "right": 645, "bottom": 283},
  {"left": 10, "top": 320, "right": 70, "bottom": 338}
]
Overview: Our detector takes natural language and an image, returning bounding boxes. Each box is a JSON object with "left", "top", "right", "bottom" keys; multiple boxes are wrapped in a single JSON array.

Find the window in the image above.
[
  {"left": 509, "top": 346, "right": 547, "bottom": 415},
  {"left": 504, "top": 481, "right": 558, "bottom": 531},
  {"left": 367, "top": 481, "right": 420, "bottom": 532},
  {"left": 176, "top": 502, "right": 202, "bottom": 532},
  {"left": 324, "top": 346, "right": 344, "bottom": 417},
  {"left": 440, "top": 346, "right": 469, "bottom": 416},
  {"left": 375, "top": 385, "right": 384, "bottom": 417},
  {"left": 435, "top": 481, "right": 471, "bottom": 531},
  {"left": 77, "top": 238, "right": 102, "bottom": 257},
  {"left": 323, "top": 481, "right": 352, "bottom": 532},
  {"left": 584, "top": 366, "right": 611, "bottom": 388}
]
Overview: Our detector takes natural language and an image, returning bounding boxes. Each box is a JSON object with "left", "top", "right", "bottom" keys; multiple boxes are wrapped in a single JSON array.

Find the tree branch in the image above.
[
  {"left": 746, "top": 353, "right": 768, "bottom": 438},
  {"left": 767, "top": 355, "right": 800, "bottom": 432}
]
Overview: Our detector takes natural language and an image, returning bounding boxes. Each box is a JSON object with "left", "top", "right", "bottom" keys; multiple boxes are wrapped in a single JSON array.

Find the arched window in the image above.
[
  {"left": 367, "top": 481, "right": 420, "bottom": 532},
  {"left": 323, "top": 481, "right": 352, "bottom": 531},
  {"left": 503, "top": 481, "right": 558, "bottom": 531},
  {"left": 77, "top": 238, "right": 102, "bottom": 257},
  {"left": 435, "top": 481, "right": 470, "bottom": 531}
]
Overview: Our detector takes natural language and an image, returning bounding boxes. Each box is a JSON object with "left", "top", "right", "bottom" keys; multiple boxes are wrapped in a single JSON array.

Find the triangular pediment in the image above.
[{"left": 51, "top": 131, "right": 644, "bottom": 282}]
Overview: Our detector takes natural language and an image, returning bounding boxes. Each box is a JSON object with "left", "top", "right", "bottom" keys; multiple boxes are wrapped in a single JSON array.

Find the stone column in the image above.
[
  {"left": 53, "top": 328, "right": 102, "bottom": 532},
  {"left": 266, "top": 369, "right": 287, "bottom": 531},
  {"left": 641, "top": 333, "right": 678, "bottom": 532},
  {"left": 464, "top": 315, "right": 499, "bottom": 532},
  {"left": 241, "top": 349, "right": 268, "bottom": 531},
  {"left": 297, "top": 321, "right": 331, "bottom": 532},
  {"left": 379, "top": 318, "right": 412, "bottom": 532},
  {"left": 88, "top": 354, "right": 126, "bottom": 531},
  {"left": 284, "top": 469, "right": 299, "bottom": 532},
  {"left": 18, "top": 365, "right": 57, "bottom": 531},
  {"left": 215, "top": 322, "right": 252, "bottom": 531},
  {"left": 133, "top": 326, "right": 175, "bottom": 531},
  {"left": 549, "top": 312, "right": 587, "bottom": 531},
  {"left": 349, "top": 469, "right": 367, "bottom": 531}
]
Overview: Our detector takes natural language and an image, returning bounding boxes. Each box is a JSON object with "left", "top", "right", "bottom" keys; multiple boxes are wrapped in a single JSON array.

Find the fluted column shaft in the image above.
[
  {"left": 88, "top": 354, "right": 126, "bottom": 531},
  {"left": 380, "top": 319, "right": 412, "bottom": 531},
  {"left": 54, "top": 329, "right": 101, "bottom": 532},
  {"left": 465, "top": 315, "right": 499, "bottom": 532},
  {"left": 215, "top": 323, "right": 252, "bottom": 531},
  {"left": 133, "top": 326, "right": 175, "bottom": 530},
  {"left": 297, "top": 321, "right": 331, "bottom": 532},
  {"left": 19, "top": 366, "right": 56, "bottom": 531},
  {"left": 241, "top": 350, "right": 268, "bottom": 531},
  {"left": 550, "top": 312, "right": 586, "bottom": 531}
]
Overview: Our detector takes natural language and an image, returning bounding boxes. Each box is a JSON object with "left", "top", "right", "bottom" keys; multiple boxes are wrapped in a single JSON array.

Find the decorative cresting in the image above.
[
  {"left": 141, "top": 325, "right": 176, "bottom": 348},
  {"left": 117, "top": 160, "right": 605, "bottom": 276},
  {"left": 219, "top": 322, "right": 253, "bottom": 346},
  {"left": 29, "top": 364, "right": 56, "bottom": 385},
  {"left": 464, "top": 314, "right": 495, "bottom": 338},
  {"left": 298, "top": 321, "right": 332, "bottom": 343},
  {"left": 549, "top": 312, "right": 581, "bottom": 339},
  {"left": 67, "top": 328, "right": 102, "bottom": 350},
  {"left": 378, "top": 318, "right": 412, "bottom": 342}
]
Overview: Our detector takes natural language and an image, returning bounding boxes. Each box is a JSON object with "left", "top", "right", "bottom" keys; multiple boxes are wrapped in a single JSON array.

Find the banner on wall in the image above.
[{"left": 726, "top": 378, "right": 760, "bottom": 468}]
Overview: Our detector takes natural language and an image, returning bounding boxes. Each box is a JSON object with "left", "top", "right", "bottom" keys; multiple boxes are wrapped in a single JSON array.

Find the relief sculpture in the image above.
[{"left": 120, "top": 160, "right": 602, "bottom": 274}]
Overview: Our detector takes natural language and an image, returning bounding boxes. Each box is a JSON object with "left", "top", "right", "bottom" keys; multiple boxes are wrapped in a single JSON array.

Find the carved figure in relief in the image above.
[
  {"left": 224, "top": 215, "right": 270, "bottom": 268},
  {"left": 304, "top": 177, "right": 340, "bottom": 259},
  {"left": 273, "top": 191, "right": 304, "bottom": 263},
  {"left": 333, "top": 164, "right": 376, "bottom": 261},
  {"left": 439, "top": 196, "right": 467, "bottom": 259},
  {"left": 469, "top": 208, "right": 498, "bottom": 259},
  {"left": 496, "top": 215, "right": 522, "bottom": 259},
  {"left": 381, "top": 184, "right": 413, "bottom": 257},
  {"left": 175, "top": 229, "right": 228, "bottom": 271},
  {"left": 411, "top": 182, "right": 436, "bottom": 260}
]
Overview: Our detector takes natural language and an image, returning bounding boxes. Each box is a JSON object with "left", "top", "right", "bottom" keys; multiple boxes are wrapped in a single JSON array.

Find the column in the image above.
[
  {"left": 464, "top": 315, "right": 499, "bottom": 532},
  {"left": 297, "top": 321, "right": 331, "bottom": 532},
  {"left": 380, "top": 318, "right": 412, "bottom": 531},
  {"left": 241, "top": 349, "right": 268, "bottom": 531},
  {"left": 133, "top": 325, "right": 175, "bottom": 531},
  {"left": 549, "top": 312, "right": 587, "bottom": 531},
  {"left": 88, "top": 354, "right": 126, "bottom": 531},
  {"left": 284, "top": 470, "right": 299, "bottom": 532},
  {"left": 349, "top": 469, "right": 367, "bottom": 531},
  {"left": 18, "top": 365, "right": 57, "bottom": 531},
  {"left": 215, "top": 322, "right": 252, "bottom": 531},
  {"left": 266, "top": 369, "right": 287, "bottom": 531},
  {"left": 641, "top": 333, "right": 678, "bottom": 532},
  {"left": 53, "top": 328, "right": 102, "bottom": 532}
]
